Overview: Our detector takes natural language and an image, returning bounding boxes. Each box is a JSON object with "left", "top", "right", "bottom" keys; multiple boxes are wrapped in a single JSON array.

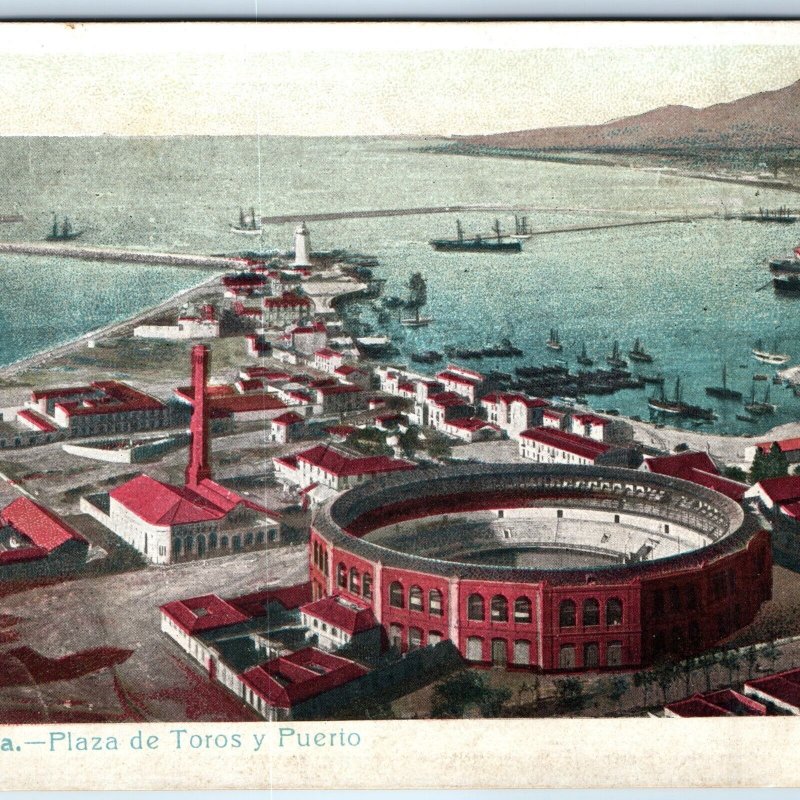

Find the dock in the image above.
[{"left": 0, "top": 241, "right": 244, "bottom": 270}]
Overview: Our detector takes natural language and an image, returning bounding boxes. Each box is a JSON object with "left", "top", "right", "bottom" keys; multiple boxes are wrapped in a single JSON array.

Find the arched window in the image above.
[
  {"left": 467, "top": 593, "right": 485, "bottom": 621},
  {"left": 185, "top": 535, "right": 194, "bottom": 552},
  {"left": 583, "top": 642, "right": 599, "bottom": 669},
  {"left": 513, "top": 639, "right": 531, "bottom": 665},
  {"left": 349, "top": 567, "right": 360, "bottom": 594},
  {"left": 220, "top": 536, "right": 229, "bottom": 549},
  {"left": 313, "top": 540, "right": 319, "bottom": 566},
  {"left": 209, "top": 532, "right": 218, "bottom": 549},
  {"left": 409, "top": 585, "right": 423, "bottom": 612},
  {"left": 362, "top": 573, "right": 373, "bottom": 599},
  {"left": 583, "top": 598, "right": 600, "bottom": 627},
  {"left": 466, "top": 636, "right": 484, "bottom": 661},
  {"left": 514, "top": 597, "right": 532, "bottom": 623},
  {"left": 491, "top": 595, "right": 508, "bottom": 622},
  {"left": 559, "top": 644, "right": 576, "bottom": 669},
  {"left": 428, "top": 631, "right": 443, "bottom": 646},
  {"left": 429, "top": 589, "right": 443, "bottom": 617},
  {"left": 322, "top": 551, "right": 329, "bottom": 575},
  {"left": 389, "top": 624, "right": 403, "bottom": 649},
  {"left": 337, "top": 563, "right": 347, "bottom": 589},
  {"left": 408, "top": 627, "right": 423, "bottom": 650},
  {"left": 256, "top": 531, "right": 265, "bottom": 545},
  {"left": 559, "top": 600, "right": 576, "bottom": 628},
  {"left": 389, "top": 581, "right": 404, "bottom": 608},
  {"left": 606, "top": 598, "right": 623, "bottom": 626},
  {"left": 245, "top": 532, "right": 254, "bottom": 546},
  {"left": 173, "top": 539, "right": 181, "bottom": 557}
]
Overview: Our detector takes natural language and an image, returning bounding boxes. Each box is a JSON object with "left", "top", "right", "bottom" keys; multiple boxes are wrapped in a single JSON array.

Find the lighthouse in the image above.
[{"left": 294, "top": 221, "right": 311, "bottom": 267}]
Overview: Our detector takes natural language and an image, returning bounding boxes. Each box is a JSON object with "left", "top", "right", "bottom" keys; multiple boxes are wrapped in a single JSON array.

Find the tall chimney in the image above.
[{"left": 186, "top": 344, "right": 211, "bottom": 487}]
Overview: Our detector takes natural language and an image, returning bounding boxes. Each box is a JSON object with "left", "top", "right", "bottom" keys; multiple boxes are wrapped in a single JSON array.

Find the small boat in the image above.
[
  {"left": 768, "top": 245, "right": 800, "bottom": 273},
  {"left": 773, "top": 274, "right": 800, "bottom": 294},
  {"left": 606, "top": 340, "right": 628, "bottom": 370},
  {"left": 648, "top": 378, "right": 688, "bottom": 415},
  {"left": 482, "top": 338, "right": 524, "bottom": 358},
  {"left": 356, "top": 336, "right": 397, "bottom": 358},
  {"left": 231, "top": 207, "right": 262, "bottom": 235},
  {"left": 705, "top": 364, "right": 743, "bottom": 400},
  {"left": 410, "top": 350, "right": 443, "bottom": 364},
  {"left": 736, "top": 414, "right": 757, "bottom": 423},
  {"left": 752, "top": 339, "right": 790, "bottom": 365},
  {"left": 381, "top": 296, "right": 405, "bottom": 309},
  {"left": 741, "top": 207, "right": 798, "bottom": 223},
  {"left": 628, "top": 338, "right": 654, "bottom": 363},
  {"left": 576, "top": 343, "right": 593, "bottom": 367},
  {"left": 753, "top": 374, "right": 769, "bottom": 381},
  {"left": 430, "top": 219, "right": 522, "bottom": 253},
  {"left": 640, "top": 373, "right": 665, "bottom": 385},
  {"left": 546, "top": 329, "right": 563, "bottom": 352},
  {"left": 510, "top": 214, "right": 533, "bottom": 240},
  {"left": 400, "top": 315, "right": 433, "bottom": 328},
  {"left": 46, "top": 213, "right": 82, "bottom": 241},
  {"left": 773, "top": 374, "right": 784, "bottom": 386},
  {"left": 744, "top": 382, "right": 777, "bottom": 415}
]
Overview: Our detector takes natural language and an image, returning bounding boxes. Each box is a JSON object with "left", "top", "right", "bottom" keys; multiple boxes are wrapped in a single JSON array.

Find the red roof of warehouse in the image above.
[
  {"left": 31, "top": 386, "right": 94, "bottom": 401},
  {"left": 752, "top": 475, "right": 800, "bottom": 504},
  {"left": 755, "top": 437, "right": 800, "bottom": 455},
  {"left": 295, "top": 445, "right": 415, "bottom": 477},
  {"left": 573, "top": 413, "right": 609, "bottom": 426},
  {"left": 54, "top": 381, "right": 165, "bottom": 418},
  {"left": 642, "top": 451, "right": 747, "bottom": 501},
  {"left": 210, "top": 393, "right": 287, "bottom": 415},
  {"left": 263, "top": 291, "right": 311, "bottom": 309},
  {"left": 428, "top": 391, "right": 470, "bottom": 409},
  {"left": 110, "top": 475, "right": 276, "bottom": 526},
  {"left": 481, "top": 392, "right": 548, "bottom": 408},
  {"left": 316, "top": 384, "right": 362, "bottom": 396},
  {"left": 236, "top": 379, "right": 263, "bottom": 392},
  {"left": 315, "top": 348, "right": 341, "bottom": 359},
  {"left": 300, "top": 594, "right": 379, "bottom": 635},
  {"left": 228, "top": 582, "right": 312, "bottom": 618},
  {"left": 0, "top": 497, "right": 87, "bottom": 552},
  {"left": 160, "top": 593, "right": 249, "bottom": 635},
  {"left": 325, "top": 425, "right": 357, "bottom": 438},
  {"left": 437, "top": 370, "right": 482, "bottom": 387},
  {"left": 745, "top": 668, "right": 800, "bottom": 710},
  {"left": 239, "top": 647, "right": 368, "bottom": 709},
  {"left": 17, "top": 409, "right": 58, "bottom": 432},
  {"left": 519, "top": 427, "right": 611, "bottom": 460}
]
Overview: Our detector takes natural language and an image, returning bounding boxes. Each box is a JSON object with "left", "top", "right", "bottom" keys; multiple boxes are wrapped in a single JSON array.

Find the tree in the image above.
[
  {"left": 718, "top": 648, "right": 742, "bottom": 686},
  {"left": 633, "top": 670, "right": 655, "bottom": 708},
  {"left": 761, "top": 641, "right": 782, "bottom": 673},
  {"left": 743, "top": 645, "right": 760, "bottom": 680},
  {"left": 599, "top": 675, "right": 629, "bottom": 711},
  {"left": 553, "top": 677, "right": 585, "bottom": 712},
  {"left": 652, "top": 660, "right": 678, "bottom": 704},
  {"left": 697, "top": 651, "right": 720, "bottom": 692},
  {"left": 431, "top": 670, "right": 510, "bottom": 718},
  {"left": 425, "top": 430, "right": 453, "bottom": 461},
  {"left": 680, "top": 657, "right": 698, "bottom": 696},
  {"left": 397, "top": 426, "right": 420, "bottom": 458},
  {"left": 722, "top": 465, "right": 748, "bottom": 483},
  {"left": 750, "top": 443, "right": 790, "bottom": 484}
]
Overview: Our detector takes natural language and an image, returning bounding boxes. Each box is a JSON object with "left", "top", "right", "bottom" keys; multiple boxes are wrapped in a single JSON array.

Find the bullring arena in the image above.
[{"left": 309, "top": 463, "right": 772, "bottom": 672}]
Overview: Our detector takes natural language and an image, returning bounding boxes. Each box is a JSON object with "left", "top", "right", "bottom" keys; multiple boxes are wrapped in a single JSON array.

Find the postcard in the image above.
[{"left": 1, "top": 20, "right": 800, "bottom": 791}]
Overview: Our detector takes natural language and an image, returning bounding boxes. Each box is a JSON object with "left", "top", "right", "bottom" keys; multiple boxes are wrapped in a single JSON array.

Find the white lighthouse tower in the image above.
[{"left": 293, "top": 221, "right": 311, "bottom": 268}]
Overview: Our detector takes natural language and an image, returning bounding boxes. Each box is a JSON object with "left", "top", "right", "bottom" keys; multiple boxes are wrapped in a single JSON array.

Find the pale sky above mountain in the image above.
[{"left": 1, "top": 21, "right": 799, "bottom": 136}]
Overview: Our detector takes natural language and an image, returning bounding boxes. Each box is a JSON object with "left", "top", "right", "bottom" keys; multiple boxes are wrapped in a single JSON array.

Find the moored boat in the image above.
[
  {"left": 752, "top": 339, "right": 790, "bottom": 364},
  {"left": 576, "top": 342, "right": 593, "bottom": 367},
  {"left": 606, "top": 340, "right": 628, "bottom": 370},
  {"left": 773, "top": 274, "right": 800, "bottom": 294},
  {"left": 705, "top": 364, "right": 743, "bottom": 400},
  {"left": 628, "top": 338, "right": 654, "bottom": 363},
  {"left": 46, "top": 213, "right": 82, "bottom": 242},
  {"left": 430, "top": 219, "right": 522, "bottom": 253},
  {"left": 744, "top": 382, "right": 776, "bottom": 415},
  {"left": 546, "top": 329, "right": 563, "bottom": 352}
]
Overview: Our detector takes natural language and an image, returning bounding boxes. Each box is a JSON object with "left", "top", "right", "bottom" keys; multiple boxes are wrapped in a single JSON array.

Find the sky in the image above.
[{"left": 0, "top": 22, "right": 799, "bottom": 136}]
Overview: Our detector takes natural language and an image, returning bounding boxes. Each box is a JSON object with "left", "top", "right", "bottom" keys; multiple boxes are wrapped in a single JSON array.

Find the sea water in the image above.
[{"left": 0, "top": 135, "right": 797, "bottom": 434}]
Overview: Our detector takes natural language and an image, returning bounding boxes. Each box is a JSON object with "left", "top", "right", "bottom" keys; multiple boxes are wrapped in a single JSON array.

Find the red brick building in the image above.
[{"left": 307, "top": 463, "right": 771, "bottom": 672}]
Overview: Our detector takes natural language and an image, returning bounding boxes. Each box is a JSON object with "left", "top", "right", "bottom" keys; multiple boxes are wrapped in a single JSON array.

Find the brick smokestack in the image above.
[{"left": 186, "top": 344, "right": 211, "bottom": 487}]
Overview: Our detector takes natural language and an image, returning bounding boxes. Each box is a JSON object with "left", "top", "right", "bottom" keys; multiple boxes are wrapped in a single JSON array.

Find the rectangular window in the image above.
[{"left": 557, "top": 510, "right": 563, "bottom": 519}]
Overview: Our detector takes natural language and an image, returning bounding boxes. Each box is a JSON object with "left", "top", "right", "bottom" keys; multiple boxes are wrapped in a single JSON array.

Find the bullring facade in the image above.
[{"left": 308, "top": 464, "right": 771, "bottom": 672}]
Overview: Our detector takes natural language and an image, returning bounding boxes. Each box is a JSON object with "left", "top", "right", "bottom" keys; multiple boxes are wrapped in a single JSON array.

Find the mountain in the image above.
[{"left": 463, "top": 79, "right": 800, "bottom": 152}]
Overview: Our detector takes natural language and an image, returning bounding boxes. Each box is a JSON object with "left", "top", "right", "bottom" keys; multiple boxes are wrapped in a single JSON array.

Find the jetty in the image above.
[{"left": 0, "top": 241, "right": 245, "bottom": 270}]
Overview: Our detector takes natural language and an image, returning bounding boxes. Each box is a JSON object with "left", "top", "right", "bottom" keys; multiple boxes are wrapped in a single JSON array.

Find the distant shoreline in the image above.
[{"left": 0, "top": 273, "right": 221, "bottom": 381}]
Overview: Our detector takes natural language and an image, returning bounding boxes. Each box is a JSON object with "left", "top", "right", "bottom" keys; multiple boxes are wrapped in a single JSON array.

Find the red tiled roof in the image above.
[
  {"left": 481, "top": 392, "right": 547, "bottom": 408},
  {"left": 242, "top": 367, "right": 291, "bottom": 381},
  {"left": 755, "top": 437, "right": 800, "bottom": 455},
  {"left": 428, "top": 391, "right": 470, "bottom": 409},
  {"left": 746, "top": 668, "right": 800, "bottom": 710},
  {"left": 325, "top": 425, "right": 357, "bottom": 437},
  {"left": 272, "top": 411, "right": 305, "bottom": 426},
  {"left": 316, "top": 384, "right": 362, "bottom": 396},
  {"left": 239, "top": 647, "right": 368, "bottom": 709},
  {"left": 753, "top": 475, "right": 800, "bottom": 504},
  {"left": 17, "top": 409, "right": 58, "bottom": 432},
  {"left": 263, "top": 291, "right": 311, "bottom": 309},
  {"left": 236, "top": 379, "right": 264, "bottom": 392},
  {"left": 55, "top": 381, "right": 165, "bottom": 418},
  {"left": 573, "top": 413, "right": 609, "bottom": 426},
  {"left": 210, "top": 394, "right": 287, "bottom": 415},
  {"left": 160, "top": 594, "right": 249, "bottom": 635},
  {"left": 295, "top": 445, "right": 415, "bottom": 477},
  {"left": 644, "top": 451, "right": 719, "bottom": 478},
  {"left": 0, "top": 497, "right": 87, "bottom": 551},
  {"left": 682, "top": 468, "right": 748, "bottom": 502},
  {"left": 665, "top": 697, "right": 732, "bottom": 717},
  {"left": 300, "top": 594, "right": 378, "bottom": 635},
  {"left": 334, "top": 365, "right": 359, "bottom": 376},
  {"left": 227, "top": 582, "right": 313, "bottom": 618},
  {"left": 31, "top": 386, "right": 94, "bottom": 401},
  {"left": 543, "top": 408, "right": 565, "bottom": 418},
  {"left": 315, "top": 348, "right": 341, "bottom": 359},
  {"left": 398, "top": 381, "right": 416, "bottom": 393},
  {"left": 519, "top": 427, "right": 611, "bottom": 460},
  {"left": 437, "top": 370, "right": 481, "bottom": 388},
  {"left": 442, "top": 364, "right": 483, "bottom": 380},
  {"left": 0, "top": 545, "right": 49, "bottom": 566},
  {"left": 274, "top": 455, "right": 299, "bottom": 470}
]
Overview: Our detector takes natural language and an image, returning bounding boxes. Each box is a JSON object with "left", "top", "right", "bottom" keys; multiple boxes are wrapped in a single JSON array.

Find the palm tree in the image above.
[
  {"left": 761, "top": 641, "right": 782, "bottom": 673},
  {"left": 743, "top": 645, "right": 760, "bottom": 680},
  {"left": 653, "top": 661, "right": 678, "bottom": 705},
  {"left": 719, "top": 648, "right": 742, "bottom": 686},
  {"left": 634, "top": 670, "right": 655, "bottom": 708},
  {"left": 697, "top": 651, "right": 720, "bottom": 692}
]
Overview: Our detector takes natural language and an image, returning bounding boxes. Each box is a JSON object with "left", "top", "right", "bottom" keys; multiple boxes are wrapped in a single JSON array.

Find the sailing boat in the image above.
[
  {"left": 510, "top": 214, "right": 532, "bottom": 240},
  {"left": 606, "top": 340, "right": 628, "bottom": 369},
  {"left": 705, "top": 364, "right": 743, "bottom": 400},
  {"left": 648, "top": 377, "right": 688, "bottom": 414},
  {"left": 752, "top": 338, "right": 790, "bottom": 365},
  {"left": 744, "top": 381, "right": 777, "bottom": 415},
  {"left": 400, "top": 273, "right": 433, "bottom": 327},
  {"left": 546, "top": 329, "right": 563, "bottom": 351},
  {"left": 628, "top": 338, "right": 654, "bottom": 363},
  {"left": 231, "top": 207, "right": 262, "bottom": 235},
  {"left": 576, "top": 342, "right": 593, "bottom": 366},
  {"left": 45, "top": 213, "right": 82, "bottom": 242}
]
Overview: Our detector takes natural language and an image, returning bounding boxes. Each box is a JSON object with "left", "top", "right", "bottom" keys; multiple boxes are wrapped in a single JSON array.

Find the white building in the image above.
[
  {"left": 480, "top": 392, "right": 548, "bottom": 440},
  {"left": 519, "top": 426, "right": 615, "bottom": 466}
]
